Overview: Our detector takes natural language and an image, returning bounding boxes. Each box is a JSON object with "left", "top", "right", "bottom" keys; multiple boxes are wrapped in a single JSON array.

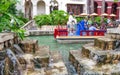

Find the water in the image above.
[
  {"left": 28, "top": 36, "right": 84, "bottom": 61},
  {"left": 14, "top": 44, "right": 24, "bottom": 54},
  {"left": 6, "top": 49, "right": 22, "bottom": 75},
  {"left": 28, "top": 35, "right": 85, "bottom": 75}
]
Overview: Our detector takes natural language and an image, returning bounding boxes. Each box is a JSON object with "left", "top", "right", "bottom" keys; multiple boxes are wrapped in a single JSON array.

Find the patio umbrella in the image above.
[
  {"left": 109, "top": 14, "right": 116, "bottom": 17},
  {"left": 101, "top": 13, "right": 108, "bottom": 16},
  {"left": 80, "top": 13, "right": 89, "bottom": 16},
  {"left": 90, "top": 13, "right": 98, "bottom": 16}
]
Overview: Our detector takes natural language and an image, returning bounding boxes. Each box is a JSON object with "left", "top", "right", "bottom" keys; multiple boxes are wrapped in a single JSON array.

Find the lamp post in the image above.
[{"left": 50, "top": 0, "right": 58, "bottom": 12}]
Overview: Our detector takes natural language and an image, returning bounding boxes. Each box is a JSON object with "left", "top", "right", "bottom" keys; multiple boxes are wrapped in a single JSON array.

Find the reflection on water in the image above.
[{"left": 28, "top": 36, "right": 85, "bottom": 61}]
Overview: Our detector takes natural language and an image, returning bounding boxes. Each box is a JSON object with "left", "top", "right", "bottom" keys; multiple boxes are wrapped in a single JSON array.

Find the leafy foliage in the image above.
[
  {"left": 34, "top": 15, "right": 52, "bottom": 27},
  {"left": 76, "top": 17, "right": 84, "bottom": 23},
  {"left": 0, "top": 0, "right": 26, "bottom": 40},
  {"left": 50, "top": 10, "right": 68, "bottom": 25},
  {"left": 94, "top": 16, "right": 107, "bottom": 25},
  {"left": 34, "top": 10, "right": 69, "bottom": 27}
]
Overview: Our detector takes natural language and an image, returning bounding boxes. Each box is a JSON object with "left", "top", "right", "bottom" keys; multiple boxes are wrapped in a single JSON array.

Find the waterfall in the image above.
[
  {"left": 13, "top": 44, "right": 42, "bottom": 69},
  {"left": 13, "top": 44, "right": 24, "bottom": 54},
  {"left": 115, "top": 40, "right": 120, "bottom": 51},
  {"left": 0, "top": 60, "right": 5, "bottom": 75},
  {"left": 6, "top": 49, "right": 22, "bottom": 75}
]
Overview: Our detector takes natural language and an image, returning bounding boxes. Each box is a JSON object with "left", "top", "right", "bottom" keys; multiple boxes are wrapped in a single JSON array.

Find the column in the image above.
[
  {"left": 96, "top": 1, "right": 102, "bottom": 15},
  {"left": 107, "top": 2, "right": 112, "bottom": 18},
  {"left": 107, "top": 2, "right": 112, "bottom": 14},
  {"left": 91, "top": 0, "right": 94, "bottom": 13},
  {"left": 119, "top": 7, "right": 120, "bottom": 20}
]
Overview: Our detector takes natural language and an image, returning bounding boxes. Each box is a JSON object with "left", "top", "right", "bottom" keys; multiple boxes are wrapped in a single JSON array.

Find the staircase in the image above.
[{"left": 69, "top": 27, "right": 120, "bottom": 75}]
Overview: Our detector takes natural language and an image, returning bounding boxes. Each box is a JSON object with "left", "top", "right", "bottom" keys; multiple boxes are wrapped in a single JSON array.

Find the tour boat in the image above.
[{"left": 54, "top": 26, "right": 106, "bottom": 43}]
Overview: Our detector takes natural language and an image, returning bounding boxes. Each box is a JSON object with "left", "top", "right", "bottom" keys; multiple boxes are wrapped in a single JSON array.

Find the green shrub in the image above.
[
  {"left": 94, "top": 16, "right": 107, "bottom": 26},
  {"left": 34, "top": 14, "right": 52, "bottom": 27},
  {"left": 50, "top": 10, "right": 68, "bottom": 25},
  {"left": 76, "top": 17, "right": 84, "bottom": 23},
  {"left": 34, "top": 10, "right": 69, "bottom": 26}
]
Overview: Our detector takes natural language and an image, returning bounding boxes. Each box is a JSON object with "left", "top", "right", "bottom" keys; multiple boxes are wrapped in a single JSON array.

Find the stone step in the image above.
[
  {"left": 105, "top": 33, "right": 120, "bottom": 40},
  {"left": 19, "top": 39, "right": 38, "bottom": 53},
  {"left": 82, "top": 43, "right": 120, "bottom": 64},
  {"left": 34, "top": 46, "right": 50, "bottom": 67},
  {"left": 94, "top": 37, "right": 116, "bottom": 50},
  {"left": 23, "top": 51, "right": 68, "bottom": 75},
  {"left": 107, "top": 28, "right": 120, "bottom": 35},
  {"left": 69, "top": 50, "right": 120, "bottom": 75}
]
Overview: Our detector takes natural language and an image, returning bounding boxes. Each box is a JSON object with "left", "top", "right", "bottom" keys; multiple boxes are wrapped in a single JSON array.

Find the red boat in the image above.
[{"left": 54, "top": 26, "right": 106, "bottom": 43}]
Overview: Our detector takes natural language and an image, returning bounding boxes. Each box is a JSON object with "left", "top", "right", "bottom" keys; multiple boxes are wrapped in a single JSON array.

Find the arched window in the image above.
[
  {"left": 111, "top": 3, "right": 118, "bottom": 14},
  {"left": 37, "top": 1, "right": 46, "bottom": 15}
]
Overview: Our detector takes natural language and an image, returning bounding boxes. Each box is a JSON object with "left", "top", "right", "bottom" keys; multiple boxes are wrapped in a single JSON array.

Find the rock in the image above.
[{"left": 19, "top": 39, "right": 38, "bottom": 53}]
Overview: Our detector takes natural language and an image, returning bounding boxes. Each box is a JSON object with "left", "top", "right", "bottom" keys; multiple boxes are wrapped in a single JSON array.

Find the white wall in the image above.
[{"left": 16, "top": 0, "right": 87, "bottom": 18}]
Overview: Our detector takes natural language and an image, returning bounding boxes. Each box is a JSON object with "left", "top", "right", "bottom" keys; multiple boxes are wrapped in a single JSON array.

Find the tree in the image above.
[{"left": 0, "top": 0, "right": 25, "bottom": 40}]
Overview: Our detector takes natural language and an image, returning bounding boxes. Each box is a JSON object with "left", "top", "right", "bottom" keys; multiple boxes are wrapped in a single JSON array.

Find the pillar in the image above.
[
  {"left": 107, "top": 2, "right": 112, "bottom": 18},
  {"left": 116, "top": 2, "right": 120, "bottom": 19},
  {"left": 96, "top": 1, "right": 102, "bottom": 15},
  {"left": 119, "top": 6, "right": 120, "bottom": 20}
]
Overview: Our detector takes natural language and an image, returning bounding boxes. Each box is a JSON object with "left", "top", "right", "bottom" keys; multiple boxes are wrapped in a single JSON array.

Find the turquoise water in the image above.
[{"left": 28, "top": 36, "right": 85, "bottom": 61}]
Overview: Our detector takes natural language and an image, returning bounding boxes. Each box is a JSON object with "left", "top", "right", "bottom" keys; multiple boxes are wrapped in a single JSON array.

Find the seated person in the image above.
[
  {"left": 89, "top": 24, "right": 97, "bottom": 30},
  {"left": 89, "top": 24, "right": 97, "bottom": 35}
]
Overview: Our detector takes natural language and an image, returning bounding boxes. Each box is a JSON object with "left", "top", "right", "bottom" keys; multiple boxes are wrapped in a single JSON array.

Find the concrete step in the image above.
[
  {"left": 69, "top": 50, "right": 120, "bottom": 75},
  {"left": 94, "top": 37, "right": 116, "bottom": 50},
  {"left": 105, "top": 33, "right": 120, "bottom": 40},
  {"left": 82, "top": 43, "right": 120, "bottom": 64}
]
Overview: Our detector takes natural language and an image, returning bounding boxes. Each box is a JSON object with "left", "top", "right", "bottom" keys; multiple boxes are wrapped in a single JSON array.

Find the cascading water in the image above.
[
  {"left": 14, "top": 44, "right": 41, "bottom": 68},
  {"left": 6, "top": 48, "right": 22, "bottom": 75},
  {"left": 13, "top": 44, "right": 24, "bottom": 54},
  {"left": 0, "top": 60, "right": 5, "bottom": 75}
]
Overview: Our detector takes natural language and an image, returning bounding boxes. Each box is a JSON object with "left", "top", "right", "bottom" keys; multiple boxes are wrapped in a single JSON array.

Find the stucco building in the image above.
[
  {"left": 16, "top": 0, "right": 87, "bottom": 19},
  {"left": 93, "top": 0, "right": 120, "bottom": 19},
  {"left": 17, "top": 0, "right": 120, "bottom": 20}
]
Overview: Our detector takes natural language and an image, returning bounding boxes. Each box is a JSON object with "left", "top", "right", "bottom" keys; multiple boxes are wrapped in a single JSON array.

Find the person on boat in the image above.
[
  {"left": 100, "top": 22, "right": 107, "bottom": 30},
  {"left": 88, "top": 24, "right": 97, "bottom": 35},
  {"left": 67, "top": 12, "right": 77, "bottom": 36},
  {"left": 76, "top": 19, "right": 87, "bottom": 35},
  {"left": 89, "top": 24, "right": 97, "bottom": 31}
]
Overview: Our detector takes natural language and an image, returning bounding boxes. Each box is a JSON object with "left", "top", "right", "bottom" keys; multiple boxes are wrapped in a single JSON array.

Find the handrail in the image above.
[
  {"left": 80, "top": 30, "right": 106, "bottom": 36},
  {"left": 54, "top": 28, "right": 106, "bottom": 38},
  {"left": 21, "top": 20, "right": 34, "bottom": 30}
]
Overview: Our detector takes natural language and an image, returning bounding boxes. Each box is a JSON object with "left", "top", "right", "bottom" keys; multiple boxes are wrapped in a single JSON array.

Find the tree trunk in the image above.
[
  {"left": 25, "top": 0, "right": 27, "bottom": 18},
  {"left": 28, "top": 0, "right": 32, "bottom": 20},
  {"left": 101, "top": 0, "right": 105, "bottom": 23},
  {"left": 91, "top": 0, "right": 94, "bottom": 13},
  {"left": 87, "top": 0, "right": 91, "bottom": 14}
]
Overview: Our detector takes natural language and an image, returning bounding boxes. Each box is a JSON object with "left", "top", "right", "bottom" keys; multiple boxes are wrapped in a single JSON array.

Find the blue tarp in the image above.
[{"left": 76, "top": 20, "right": 85, "bottom": 35}]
